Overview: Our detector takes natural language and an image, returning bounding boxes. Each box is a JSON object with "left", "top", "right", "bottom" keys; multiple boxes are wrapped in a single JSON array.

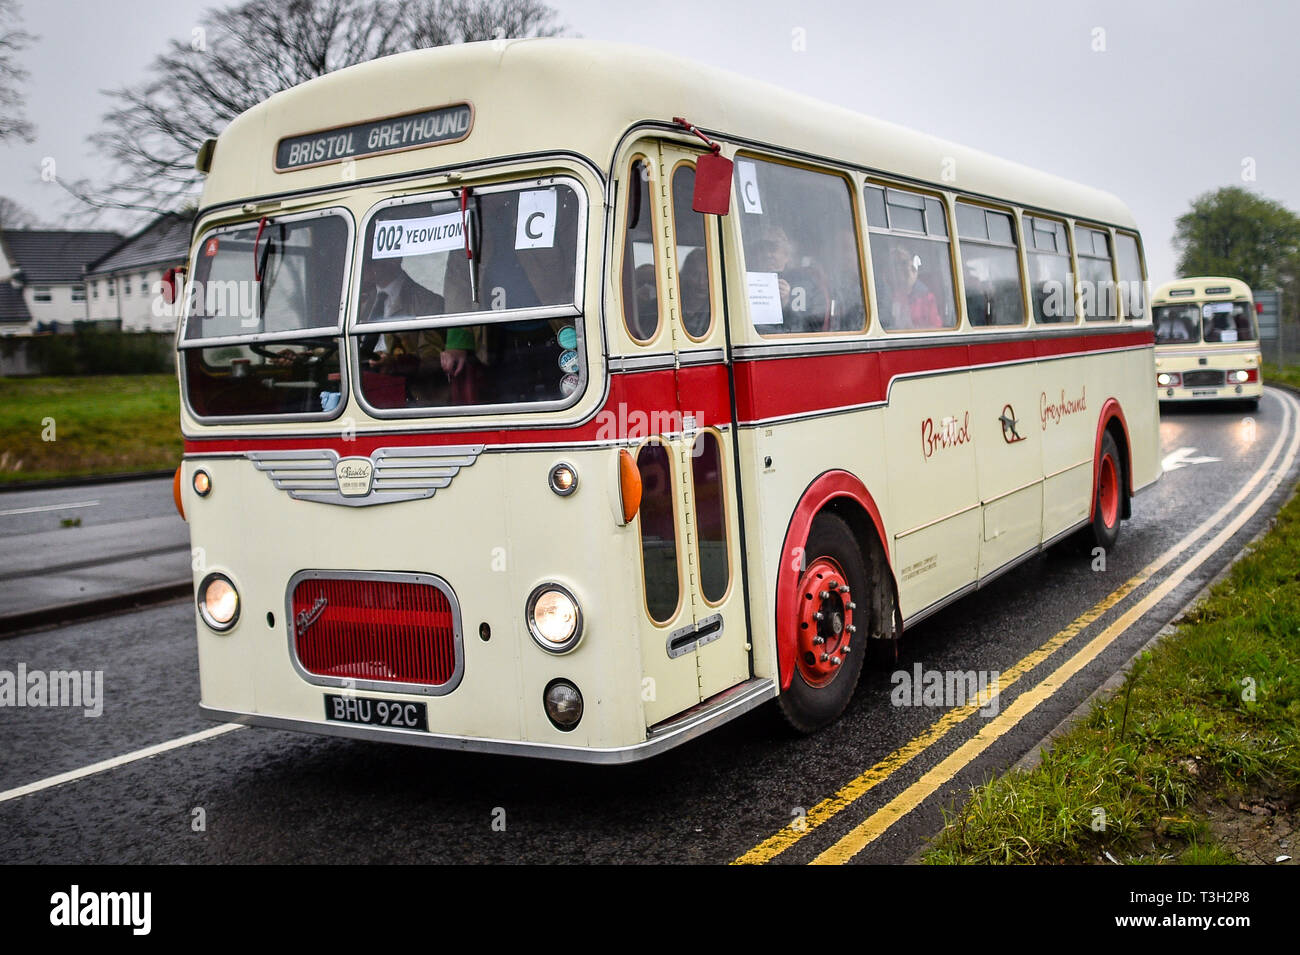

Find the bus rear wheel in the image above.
[
  {"left": 778, "top": 512, "right": 869, "bottom": 733},
  {"left": 1089, "top": 431, "right": 1124, "bottom": 552}
]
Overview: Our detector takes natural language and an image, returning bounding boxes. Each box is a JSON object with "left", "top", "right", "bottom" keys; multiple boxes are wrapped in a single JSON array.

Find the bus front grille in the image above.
[
  {"left": 288, "top": 572, "right": 462, "bottom": 693},
  {"left": 1181, "top": 370, "right": 1225, "bottom": 388}
]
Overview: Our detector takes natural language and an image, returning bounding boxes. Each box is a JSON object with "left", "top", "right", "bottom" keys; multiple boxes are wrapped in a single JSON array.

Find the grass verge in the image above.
[
  {"left": 0, "top": 375, "right": 181, "bottom": 484},
  {"left": 1264, "top": 363, "right": 1300, "bottom": 391},
  {"left": 923, "top": 484, "right": 1300, "bottom": 864}
]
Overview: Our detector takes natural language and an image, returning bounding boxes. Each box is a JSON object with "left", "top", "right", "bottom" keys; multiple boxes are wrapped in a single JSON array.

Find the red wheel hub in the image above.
[
  {"left": 1098, "top": 453, "right": 1119, "bottom": 529},
  {"left": 794, "top": 557, "right": 855, "bottom": 687}
]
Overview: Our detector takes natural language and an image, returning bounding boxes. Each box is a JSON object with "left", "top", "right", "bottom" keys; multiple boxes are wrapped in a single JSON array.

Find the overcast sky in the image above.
[{"left": 2, "top": 0, "right": 1297, "bottom": 284}]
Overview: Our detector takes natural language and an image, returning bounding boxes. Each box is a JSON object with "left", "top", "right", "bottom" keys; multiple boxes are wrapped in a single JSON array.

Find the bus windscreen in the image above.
[{"left": 353, "top": 181, "right": 584, "bottom": 411}]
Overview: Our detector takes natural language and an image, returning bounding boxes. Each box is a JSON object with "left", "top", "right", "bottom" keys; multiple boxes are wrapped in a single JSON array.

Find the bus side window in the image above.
[
  {"left": 1115, "top": 232, "right": 1146, "bottom": 320},
  {"left": 1024, "top": 215, "right": 1074, "bottom": 324},
  {"left": 735, "top": 156, "right": 866, "bottom": 335},
  {"left": 670, "top": 163, "right": 714, "bottom": 340},
  {"left": 866, "top": 184, "right": 958, "bottom": 331},
  {"left": 955, "top": 201, "right": 1026, "bottom": 326},
  {"left": 1076, "top": 225, "right": 1117, "bottom": 321},
  {"left": 621, "top": 158, "right": 660, "bottom": 343},
  {"left": 637, "top": 441, "right": 680, "bottom": 623}
]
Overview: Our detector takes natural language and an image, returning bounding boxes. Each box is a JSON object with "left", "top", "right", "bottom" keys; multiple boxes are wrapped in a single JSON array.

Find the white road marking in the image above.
[
  {"left": 0, "top": 723, "right": 246, "bottom": 804},
  {"left": 0, "top": 500, "right": 101, "bottom": 517},
  {"left": 1162, "top": 446, "right": 1223, "bottom": 471}
]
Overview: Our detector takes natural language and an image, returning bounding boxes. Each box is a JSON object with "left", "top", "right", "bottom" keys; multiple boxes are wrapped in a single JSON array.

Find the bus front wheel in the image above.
[{"left": 778, "top": 512, "right": 869, "bottom": 733}]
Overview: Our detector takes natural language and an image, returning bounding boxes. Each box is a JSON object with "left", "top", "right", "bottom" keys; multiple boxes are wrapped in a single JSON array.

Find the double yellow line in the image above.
[{"left": 736, "top": 390, "right": 1299, "bottom": 865}]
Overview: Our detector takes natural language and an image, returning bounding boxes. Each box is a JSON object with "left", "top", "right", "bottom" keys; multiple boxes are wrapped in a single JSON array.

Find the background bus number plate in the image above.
[{"left": 325, "top": 695, "right": 428, "bottom": 731}]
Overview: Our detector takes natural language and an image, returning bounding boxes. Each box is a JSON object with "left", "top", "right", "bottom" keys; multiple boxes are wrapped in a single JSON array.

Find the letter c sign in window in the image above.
[{"left": 515, "top": 189, "right": 557, "bottom": 249}]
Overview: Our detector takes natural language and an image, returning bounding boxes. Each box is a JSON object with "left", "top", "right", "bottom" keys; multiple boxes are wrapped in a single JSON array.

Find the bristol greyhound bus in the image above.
[
  {"left": 1151, "top": 276, "right": 1263, "bottom": 409},
  {"left": 169, "top": 39, "right": 1161, "bottom": 763}
]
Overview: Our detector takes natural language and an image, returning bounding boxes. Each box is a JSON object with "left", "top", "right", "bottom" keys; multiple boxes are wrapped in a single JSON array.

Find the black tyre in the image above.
[
  {"left": 1088, "top": 430, "right": 1124, "bottom": 552},
  {"left": 777, "top": 512, "right": 869, "bottom": 733}
]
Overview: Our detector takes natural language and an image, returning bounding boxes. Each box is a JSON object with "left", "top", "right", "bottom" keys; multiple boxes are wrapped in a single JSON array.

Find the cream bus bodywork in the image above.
[{"left": 179, "top": 39, "right": 1160, "bottom": 762}]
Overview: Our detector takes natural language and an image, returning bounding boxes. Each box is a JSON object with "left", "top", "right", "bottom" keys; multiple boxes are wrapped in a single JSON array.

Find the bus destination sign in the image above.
[{"left": 275, "top": 103, "right": 473, "bottom": 171}]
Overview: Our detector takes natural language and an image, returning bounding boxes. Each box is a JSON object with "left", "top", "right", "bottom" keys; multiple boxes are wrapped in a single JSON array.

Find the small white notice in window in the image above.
[
  {"left": 371, "top": 211, "right": 465, "bottom": 259},
  {"left": 1220, "top": 328, "right": 1238, "bottom": 342},
  {"left": 747, "top": 271, "right": 783, "bottom": 326},
  {"left": 515, "top": 189, "right": 557, "bottom": 249},
  {"left": 737, "top": 160, "right": 762, "bottom": 214}
]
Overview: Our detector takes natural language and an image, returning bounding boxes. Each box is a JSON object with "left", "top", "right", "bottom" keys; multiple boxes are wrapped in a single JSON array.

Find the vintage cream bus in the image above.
[
  {"left": 1151, "top": 276, "right": 1263, "bottom": 409},
  {"left": 170, "top": 39, "right": 1161, "bottom": 763}
]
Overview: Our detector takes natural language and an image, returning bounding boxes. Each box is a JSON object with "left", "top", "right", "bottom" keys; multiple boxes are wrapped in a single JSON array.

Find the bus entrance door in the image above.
[{"left": 636, "top": 142, "right": 752, "bottom": 727}]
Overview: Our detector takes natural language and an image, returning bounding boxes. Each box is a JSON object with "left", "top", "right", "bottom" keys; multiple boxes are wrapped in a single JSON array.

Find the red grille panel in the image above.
[{"left": 291, "top": 576, "right": 458, "bottom": 687}]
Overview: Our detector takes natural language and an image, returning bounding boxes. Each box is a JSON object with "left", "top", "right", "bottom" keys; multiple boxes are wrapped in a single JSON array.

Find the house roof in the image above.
[
  {"left": 86, "top": 212, "right": 193, "bottom": 276},
  {"left": 1, "top": 229, "right": 122, "bottom": 284},
  {"left": 0, "top": 283, "right": 32, "bottom": 323}
]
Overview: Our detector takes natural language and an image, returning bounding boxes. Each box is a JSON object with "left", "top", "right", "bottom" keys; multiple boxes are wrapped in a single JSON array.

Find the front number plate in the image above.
[{"left": 325, "top": 695, "right": 428, "bottom": 731}]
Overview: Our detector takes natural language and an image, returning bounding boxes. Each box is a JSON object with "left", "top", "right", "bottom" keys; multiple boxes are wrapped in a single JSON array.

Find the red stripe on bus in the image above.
[{"left": 183, "top": 329, "right": 1152, "bottom": 454}]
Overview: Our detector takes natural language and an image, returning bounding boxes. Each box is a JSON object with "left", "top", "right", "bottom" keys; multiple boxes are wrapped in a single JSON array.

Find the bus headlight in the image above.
[
  {"left": 544, "top": 679, "right": 583, "bottom": 730},
  {"left": 1156, "top": 372, "right": 1180, "bottom": 387},
  {"left": 1227, "top": 370, "right": 1249, "bottom": 384},
  {"left": 526, "top": 583, "right": 582, "bottom": 652},
  {"left": 198, "top": 573, "right": 240, "bottom": 631}
]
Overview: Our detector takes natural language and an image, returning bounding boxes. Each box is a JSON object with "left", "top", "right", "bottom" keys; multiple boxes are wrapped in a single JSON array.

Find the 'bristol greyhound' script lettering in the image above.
[
  {"left": 1040, "top": 386, "right": 1086, "bottom": 429},
  {"left": 921, "top": 412, "right": 971, "bottom": 460}
]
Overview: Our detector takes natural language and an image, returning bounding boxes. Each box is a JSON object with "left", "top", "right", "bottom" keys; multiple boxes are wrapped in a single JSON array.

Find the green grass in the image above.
[
  {"left": 1263, "top": 363, "right": 1300, "bottom": 391},
  {"left": 0, "top": 375, "right": 182, "bottom": 483},
  {"left": 923, "top": 484, "right": 1300, "bottom": 864}
]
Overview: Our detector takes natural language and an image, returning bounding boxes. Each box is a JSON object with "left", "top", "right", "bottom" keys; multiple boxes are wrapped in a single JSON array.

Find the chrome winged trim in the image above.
[{"left": 247, "top": 444, "right": 485, "bottom": 506}]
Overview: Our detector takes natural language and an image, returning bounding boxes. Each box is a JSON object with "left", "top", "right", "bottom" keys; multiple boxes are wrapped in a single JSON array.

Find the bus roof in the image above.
[
  {"left": 202, "top": 39, "right": 1138, "bottom": 230},
  {"left": 1151, "top": 276, "right": 1253, "bottom": 305}
]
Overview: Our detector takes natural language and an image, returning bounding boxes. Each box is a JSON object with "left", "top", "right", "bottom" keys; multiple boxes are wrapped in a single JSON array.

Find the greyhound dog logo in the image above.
[{"left": 999, "top": 404, "right": 1026, "bottom": 444}]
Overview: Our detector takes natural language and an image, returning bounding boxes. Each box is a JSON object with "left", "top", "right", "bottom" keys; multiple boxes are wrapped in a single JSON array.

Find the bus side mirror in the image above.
[
  {"left": 161, "top": 266, "right": 186, "bottom": 305},
  {"left": 693, "top": 152, "right": 733, "bottom": 215}
]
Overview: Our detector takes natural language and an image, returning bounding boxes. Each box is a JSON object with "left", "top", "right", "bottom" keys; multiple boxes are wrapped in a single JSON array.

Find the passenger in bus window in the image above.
[
  {"left": 358, "top": 255, "right": 474, "bottom": 404},
  {"left": 749, "top": 225, "right": 828, "bottom": 331},
  {"left": 882, "top": 246, "right": 941, "bottom": 329},
  {"left": 964, "top": 264, "right": 993, "bottom": 326}
]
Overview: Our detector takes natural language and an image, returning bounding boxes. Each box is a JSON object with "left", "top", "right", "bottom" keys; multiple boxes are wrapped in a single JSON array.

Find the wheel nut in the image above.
[
  {"left": 847, "top": 624, "right": 857, "bottom": 634},
  {"left": 813, "top": 636, "right": 825, "bottom": 645},
  {"left": 820, "top": 653, "right": 829, "bottom": 662},
  {"left": 848, "top": 601, "right": 857, "bottom": 610},
  {"left": 814, "top": 611, "right": 824, "bottom": 621},
  {"left": 819, "top": 590, "right": 830, "bottom": 600},
  {"left": 839, "top": 586, "right": 850, "bottom": 595},
  {"left": 842, "top": 645, "right": 851, "bottom": 654},
  {"left": 830, "top": 656, "right": 842, "bottom": 666}
]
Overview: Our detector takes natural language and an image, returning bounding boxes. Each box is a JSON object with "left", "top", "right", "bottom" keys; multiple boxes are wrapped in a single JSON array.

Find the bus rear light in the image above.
[
  {"left": 173, "top": 466, "right": 186, "bottom": 520},
  {"left": 618, "top": 449, "right": 642, "bottom": 524},
  {"left": 544, "top": 679, "right": 583, "bottom": 730},
  {"left": 1156, "top": 372, "right": 1181, "bottom": 387}
]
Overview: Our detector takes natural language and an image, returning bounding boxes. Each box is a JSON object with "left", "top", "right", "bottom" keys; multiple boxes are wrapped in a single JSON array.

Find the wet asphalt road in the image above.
[
  {"left": 1, "top": 389, "right": 1297, "bottom": 864},
  {"left": 0, "top": 477, "right": 188, "bottom": 618}
]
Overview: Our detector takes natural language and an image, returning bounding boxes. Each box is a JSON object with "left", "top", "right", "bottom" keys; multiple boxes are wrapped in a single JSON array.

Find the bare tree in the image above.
[
  {"left": 0, "top": 195, "right": 42, "bottom": 228},
  {"left": 80, "top": 0, "right": 567, "bottom": 216},
  {"left": 0, "top": 0, "right": 35, "bottom": 143}
]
